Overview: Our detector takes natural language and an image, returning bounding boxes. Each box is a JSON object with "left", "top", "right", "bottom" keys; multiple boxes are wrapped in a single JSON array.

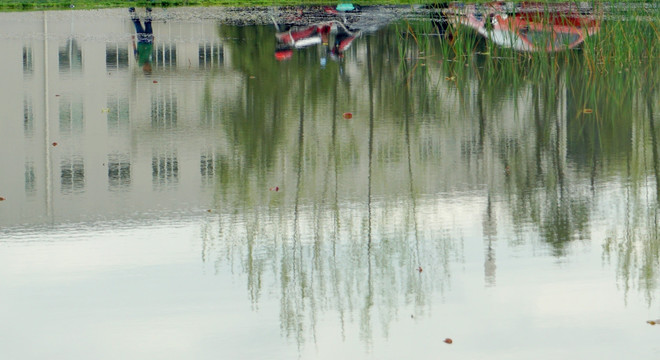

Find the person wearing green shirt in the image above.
[{"left": 129, "top": 7, "right": 153, "bottom": 74}]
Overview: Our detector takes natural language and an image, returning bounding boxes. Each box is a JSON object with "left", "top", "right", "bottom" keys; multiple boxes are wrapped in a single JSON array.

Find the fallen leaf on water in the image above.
[
  {"left": 270, "top": 186, "right": 279, "bottom": 192},
  {"left": 343, "top": 112, "right": 353, "bottom": 119},
  {"left": 445, "top": 76, "right": 456, "bottom": 81},
  {"left": 101, "top": 108, "right": 110, "bottom": 113},
  {"left": 249, "top": 76, "right": 256, "bottom": 79},
  {"left": 153, "top": 80, "right": 158, "bottom": 84},
  {"left": 207, "top": 209, "right": 212, "bottom": 213},
  {"left": 417, "top": 266, "right": 423, "bottom": 273},
  {"left": 583, "top": 108, "right": 593, "bottom": 114},
  {"left": 444, "top": 338, "right": 453, "bottom": 344},
  {"left": 0, "top": 197, "right": 5, "bottom": 201},
  {"left": 647, "top": 319, "right": 659, "bottom": 325},
  {"left": 52, "top": 142, "right": 58, "bottom": 147}
]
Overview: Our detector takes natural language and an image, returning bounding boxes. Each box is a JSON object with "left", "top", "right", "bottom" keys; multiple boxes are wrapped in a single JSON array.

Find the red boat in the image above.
[{"left": 447, "top": 2, "right": 600, "bottom": 52}]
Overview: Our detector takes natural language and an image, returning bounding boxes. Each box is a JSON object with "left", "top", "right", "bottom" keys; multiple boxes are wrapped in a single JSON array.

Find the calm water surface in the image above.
[{"left": 1, "top": 4, "right": 659, "bottom": 359}]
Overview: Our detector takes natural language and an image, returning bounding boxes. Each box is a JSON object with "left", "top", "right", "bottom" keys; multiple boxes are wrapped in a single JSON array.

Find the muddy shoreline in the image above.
[{"left": 152, "top": 5, "right": 420, "bottom": 27}]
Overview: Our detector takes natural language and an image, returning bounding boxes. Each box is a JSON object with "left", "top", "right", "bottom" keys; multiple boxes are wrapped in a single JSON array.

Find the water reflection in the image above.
[
  {"left": 58, "top": 95, "right": 83, "bottom": 133},
  {"left": 105, "top": 43, "right": 129, "bottom": 71},
  {"left": 130, "top": 7, "right": 154, "bottom": 74},
  {"left": 23, "top": 95, "right": 33, "bottom": 136},
  {"left": 274, "top": 20, "right": 361, "bottom": 62},
  {"left": 0, "top": 4, "right": 659, "bottom": 357},
  {"left": 106, "top": 94, "right": 129, "bottom": 133},
  {"left": 151, "top": 90, "right": 177, "bottom": 129},
  {"left": 483, "top": 195, "right": 498, "bottom": 286},
  {"left": 108, "top": 153, "right": 131, "bottom": 191},
  {"left": 22, "top": 45, "right": 33, "bottom": 74},
  {"left": 200, "top": 152, "right": 216, "bottom": 185},
  {"left": 198, "top": 41, "right": 223, "bottom": 68},
  {"left": 442, "top": 2, "right": 600, "bottom": 52},
  {"left": 24, "top": 161, "right": 36, "bottom": 194},
  {"left": 58, "top": 38, "right": 82, "bottom": 73},
  {"left": 60, "top": 155, "right": 85, "bottom": 194},
  {"left": 152, "top": 150, "right": 178, "bottom": 189}
]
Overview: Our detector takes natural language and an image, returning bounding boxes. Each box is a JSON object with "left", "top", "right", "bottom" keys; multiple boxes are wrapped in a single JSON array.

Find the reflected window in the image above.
[
  {"left": 61, "top": 156, "right": 85, "bottom": 194},
  {"left": 151, "top": 93, "right": 177, "bottom": 129},
  {"left": 108, "top": 154, "right": 131, "bottom": 191},
  {"left": 554, "top": 32, "right": 580, "bottom": 47},
  {"left": 152, "top": 151, "right": 178, "bottom": 188},
  {"left": 23, "top": 46, "right": 33, "bottom": 74},
  {"left": 198, "top": 42, "right": 223, "bottom": 68},
  {"left": 200, "top": 152, "right": 215, "bottom": 185},
  {"left": 200, "top": 99, "right": 220, "bottom": 128},
  {"left": 24, "top": 96, "right": 33, "bottom": 136},
  {"left": 25, "top": 162, "right": 35, "bottom": 195},
  {"left": 106, "top": 43, "right": 129, "bottom": 71},
  {"left": 59, "top": 38, "right": 83, "bottom": 73},
  {"left": 153, "top": 43, "right": 176, "bottom": 68},
  {"left": 107, "top": 95, "right": 129, "bottom": 133},
  {"left": 522, "top": 30, "right": 552, "bottom": 49},
  {"left": 59, "top": 96, "right": 84, "bottom": 133}
]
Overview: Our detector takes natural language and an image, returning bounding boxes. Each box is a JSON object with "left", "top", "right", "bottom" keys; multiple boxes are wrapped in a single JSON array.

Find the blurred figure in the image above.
[
  {"left": 274, "top": 46, "right": 294, "bottom": 61},
  {"left": 273, "top": 20, "right": 360, "bottom": 63},
  {"left": 129, "top": 7, "right": 154, "bottom": 73},
  {"left": 330, "top": 25, "right": 359, "bottom": 60}
]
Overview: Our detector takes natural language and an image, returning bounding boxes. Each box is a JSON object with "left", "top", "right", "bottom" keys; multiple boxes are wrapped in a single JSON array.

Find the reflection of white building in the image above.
[
  {"left": 0, "top": 9, "right": 240, "bottom": 227},
  {"left": 1, "top": 8, "right": 562, "bottom": 241}
]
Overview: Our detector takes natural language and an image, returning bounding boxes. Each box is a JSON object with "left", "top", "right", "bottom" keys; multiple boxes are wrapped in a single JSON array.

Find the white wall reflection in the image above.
[{"left": 0, "top": 9, "right": 234, "bottom": 225}]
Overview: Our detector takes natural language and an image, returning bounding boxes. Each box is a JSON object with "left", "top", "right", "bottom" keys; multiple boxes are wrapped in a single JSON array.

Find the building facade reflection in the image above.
[{"left": 0, "top": 9, "right": 230, "bottom": 225}]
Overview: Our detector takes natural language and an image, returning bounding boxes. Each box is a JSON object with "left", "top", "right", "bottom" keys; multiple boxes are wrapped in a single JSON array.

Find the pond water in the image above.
[{"left": 1, "top": 3, "right": 659, "bottom": 359}]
